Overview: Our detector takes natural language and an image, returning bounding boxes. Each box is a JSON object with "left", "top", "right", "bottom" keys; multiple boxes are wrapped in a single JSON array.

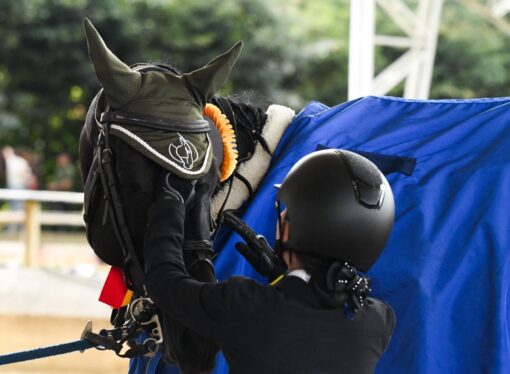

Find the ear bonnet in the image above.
[{"left": 83, "top": 18, "right": 242, "bottom": 179}]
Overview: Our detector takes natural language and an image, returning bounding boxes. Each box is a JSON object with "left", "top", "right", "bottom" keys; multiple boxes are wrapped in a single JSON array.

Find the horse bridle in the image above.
[{"left": 87, "top": 64, "right": 219, "bottom": 358}]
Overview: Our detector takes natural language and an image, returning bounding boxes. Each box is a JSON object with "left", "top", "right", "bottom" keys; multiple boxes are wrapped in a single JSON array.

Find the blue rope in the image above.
[{"left": 0, "top": 339, "right": 95, "bottom": 365}]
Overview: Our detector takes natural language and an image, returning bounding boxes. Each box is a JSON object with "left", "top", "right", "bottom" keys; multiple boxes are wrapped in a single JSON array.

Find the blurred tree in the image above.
[
  {"left": 432, "top": 0, "right": 510, "bottom": 98},
  {"left": 1, "top": 0, "right": 510, "bottom": 189},
  {"left": 130, "top": 0, "right": 304, "bottom": 104},
  {"left": 282, "top": 0, "right": 350, "bottom": 106},
  {"left": 0, "top": 0, "right": 306, "bottom": 187},
  {"left": 0, "top": 0, "right": 139, "bottom": 188}
]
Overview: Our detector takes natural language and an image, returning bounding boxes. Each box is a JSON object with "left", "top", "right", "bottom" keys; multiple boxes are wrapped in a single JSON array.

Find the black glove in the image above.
[
  {"left": 157, "top": 171, "right": 195, "bottom": 207},
  {"left": 222, "top": 210, "right": 286, "bottom": 282}
]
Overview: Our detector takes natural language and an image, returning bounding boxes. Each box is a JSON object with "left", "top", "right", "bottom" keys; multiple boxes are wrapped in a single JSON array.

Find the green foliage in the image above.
[
  {"left": 280, "top": 0, "right": 350, "bottom": 106},
  {"left": 130, "top": 0, "right": 300, "bottom": 99},
  {"left": 1, "top": 0, "right": 509, "bottom": 189},
  {"left": 0, "top": 0, "right": 312, "bottom": 188},
  {"left": 0, "top": 0, "right": 140, "bottom": 187},
  {"left": 432, "top": 1, "right": 510, "bottom": 98}
]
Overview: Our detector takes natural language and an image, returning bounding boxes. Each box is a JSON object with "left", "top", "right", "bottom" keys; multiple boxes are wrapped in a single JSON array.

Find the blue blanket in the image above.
[{"left": 132, "top": 96, "right": 510, "bottom": 373}]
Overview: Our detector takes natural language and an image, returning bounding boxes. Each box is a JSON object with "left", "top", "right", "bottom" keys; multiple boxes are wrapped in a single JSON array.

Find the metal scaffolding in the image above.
[
  {"left": 348, "top": 0, "right": 444, "bottom": 100},
  {"left": 490, "top": 0, "right": 510, "bottom": 17}
]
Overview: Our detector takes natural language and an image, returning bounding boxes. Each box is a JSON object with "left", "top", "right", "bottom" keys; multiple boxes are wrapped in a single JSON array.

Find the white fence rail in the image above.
[{"left": 0, "top": 189, "right": 85, "bottom": 267}]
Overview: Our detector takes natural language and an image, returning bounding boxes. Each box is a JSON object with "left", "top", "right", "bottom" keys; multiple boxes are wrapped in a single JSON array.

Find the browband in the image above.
[{"left": 100, "top": 110, "right": 210, "bottom": 133}]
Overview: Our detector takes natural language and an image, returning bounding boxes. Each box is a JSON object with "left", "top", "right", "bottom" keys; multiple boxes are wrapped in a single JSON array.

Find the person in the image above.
[
  {"left": 16, "top": 149, "right": 40, "bottom": 190},
  {"left": 143, "top": 149, "right": 396, "bottom": 373},
  {"left": 2, "top": 146, "right": 34, "bottom": 195},
  {"left": 2, "top": 146, "right": 35, "bottom": 233},
  {"left": 48, "top": 152, "right": 78, "bottom": 231},
  {"left": 48, "top": 152, "right": 76, "bottom": 193}
]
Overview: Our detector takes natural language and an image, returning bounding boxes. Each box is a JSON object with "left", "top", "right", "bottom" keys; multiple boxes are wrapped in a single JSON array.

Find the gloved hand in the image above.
[
  {"left": 156, "top": 171, "right": 195, "bottom": 207},
  {"left": 182, "top": 168, "right": 218, "bottom": 284},
  {"left": 183, "top": 164, "right": 218, "bottom": 242},
  {"left": 222, "top": 210, "right": 286, "bottom": 282}
]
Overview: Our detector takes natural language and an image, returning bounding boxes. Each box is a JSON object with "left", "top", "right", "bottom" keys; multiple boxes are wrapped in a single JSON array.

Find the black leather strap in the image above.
[
  {"left": 100, "top": 111, "right": 210, "bottom": 133},
  {"left": 97, "top": 125, "right": 147, "bottom": 296}
]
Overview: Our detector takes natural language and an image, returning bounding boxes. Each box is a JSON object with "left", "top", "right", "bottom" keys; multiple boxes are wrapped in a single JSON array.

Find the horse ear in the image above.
[
  {"left": 83, "top": 18, "right": 142, "bottom": 108},
  {"left": 183, "top": 41, "right": 243, "bottom": 107}
]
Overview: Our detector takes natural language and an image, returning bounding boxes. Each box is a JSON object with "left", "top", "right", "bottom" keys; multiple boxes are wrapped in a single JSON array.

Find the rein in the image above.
[
  {"left": 88, "top": 92, "right": 240, "bottom": 359},
  {"left": 96, "top": 120, "right": 146, "bottom": 296},
  {"left": 90, "top": 110, "right": 165, "bottom": 358}
]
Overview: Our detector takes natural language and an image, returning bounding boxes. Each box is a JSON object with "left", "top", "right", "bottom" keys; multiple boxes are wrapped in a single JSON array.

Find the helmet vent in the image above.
[{"left": 337, "top": 150, "right": 385, "bottom": 209}]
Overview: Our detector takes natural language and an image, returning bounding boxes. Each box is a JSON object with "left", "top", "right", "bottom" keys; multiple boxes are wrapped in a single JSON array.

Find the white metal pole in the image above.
[
  {"left": 348, "top": 0, "right": 376, "bottom": 100},
  {"left": 347, "top": 0, "right": 444, "bottom": 100},
  {"left": 490, "top": 0, "right": 510, "bottom": 17},
  {"left": 404, "top": 0, "right": 444, "bottom": 98}
]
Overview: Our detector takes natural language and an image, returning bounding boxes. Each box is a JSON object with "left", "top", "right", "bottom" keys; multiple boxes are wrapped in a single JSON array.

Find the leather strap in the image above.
[
  {"left": 100, "top": 111, "right": 210, "bottom": 133},
  {"left": 97, "top": 125, "right": 147, "bottom": 296}
]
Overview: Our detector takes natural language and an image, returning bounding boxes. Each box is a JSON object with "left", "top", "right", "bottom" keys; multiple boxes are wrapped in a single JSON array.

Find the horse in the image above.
[{"left": 78, "top": 18, "right": 294, "bottom": 373}]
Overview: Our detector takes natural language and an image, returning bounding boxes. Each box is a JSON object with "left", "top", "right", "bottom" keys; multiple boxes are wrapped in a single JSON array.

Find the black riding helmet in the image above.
[{"left": 276, "top": 149, "right": 395, "bottom": 272}]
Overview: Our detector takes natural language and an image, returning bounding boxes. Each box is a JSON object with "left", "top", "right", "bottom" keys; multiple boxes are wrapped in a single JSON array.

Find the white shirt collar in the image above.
[{"left": 286, "top": 269, "right": 311, "bottom": 283}]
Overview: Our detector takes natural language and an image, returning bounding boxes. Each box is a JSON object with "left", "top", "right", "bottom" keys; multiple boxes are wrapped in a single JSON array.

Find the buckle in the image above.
[
  {"left": 129, "top": 298, "right": 163, "bottom": 345},
  {"left": 81, "top": 297, "right": 164, "bottom": 359}
]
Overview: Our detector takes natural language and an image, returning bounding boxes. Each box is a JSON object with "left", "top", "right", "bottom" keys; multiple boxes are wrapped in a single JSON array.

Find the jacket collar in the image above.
[
  {"left": 286, "top": 269, "right": 311, "bottom": 283},
  {"left": 275, "top": 275, "right": 321, "bottom": 308}
]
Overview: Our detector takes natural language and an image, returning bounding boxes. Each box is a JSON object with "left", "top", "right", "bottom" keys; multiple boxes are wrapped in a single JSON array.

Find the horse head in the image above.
[
  {"left": 80, "top": 17, "right": 242, "bottom": 263},
  {"left": 79, "top": 18, "right": 242, "bottom": 372}
]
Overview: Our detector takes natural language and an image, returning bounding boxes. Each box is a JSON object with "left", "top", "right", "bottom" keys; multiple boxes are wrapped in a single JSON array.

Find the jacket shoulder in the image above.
[{"left": 362, "top": 297, "right": 396, "bottom": 338}]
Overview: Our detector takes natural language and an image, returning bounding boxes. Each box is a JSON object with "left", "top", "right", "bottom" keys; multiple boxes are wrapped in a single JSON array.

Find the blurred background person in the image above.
[
  {"left": 47, "top": 152, "right": 78, "bottom": 232},
  {"left": 2, "top": 146, "right": 34, "bottom": 194},
  {"left": 17, "top": 148, "right": 41, "bottom": 190},
  {"left": 2, "top": 146, "right": 35, "bottom": 233},
  {"left": 47, "top": 152, "right": 77, "bottom": 194}
]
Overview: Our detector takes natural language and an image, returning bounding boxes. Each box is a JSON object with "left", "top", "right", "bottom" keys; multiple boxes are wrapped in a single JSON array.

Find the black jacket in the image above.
[{"left": 145, "top": 199, "right": 395, "bottom": 374}]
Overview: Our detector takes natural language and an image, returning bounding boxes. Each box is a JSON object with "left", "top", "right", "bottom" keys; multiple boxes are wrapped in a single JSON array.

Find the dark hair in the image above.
[
  {"left": 294, "top": 251, "right": 331, "bottom": 288},
  {"left": 294, "top": 251, "right": 371, "bottom": 316}
]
